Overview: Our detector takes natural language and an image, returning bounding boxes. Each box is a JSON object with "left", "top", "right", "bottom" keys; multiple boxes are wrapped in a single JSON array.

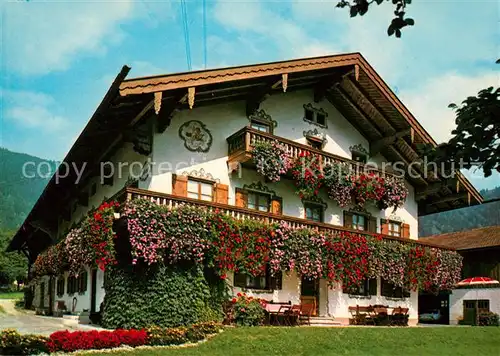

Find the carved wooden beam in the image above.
[
  {"left": 428, "top": 192, "right": 468, "bottom": 205},
  {"left": 415, "top": 180, "right": 457, "bottom": 201},
  {"left": 332, "top": 86, "right": 383, "bottom": 138},
  {"left": 342, "top": 77, "right": 396, "bottom": 135},
  {"left": 188, "top": 87, "right": 195, "bottom": 109},
  {"left": 157, "top": 94, "right": 188, "bottom": 133},
  {"left": 154, "top": 92, "right": 162, "bottom": 114},
  {"left": 354, "top": 64, "right": 360, "bottom": 81},
  {"left": 282, "top": 73, "right": 288, "bottom": 92},
  {"left": 370, "top": 128, "right": 412, "bottom": 156}
]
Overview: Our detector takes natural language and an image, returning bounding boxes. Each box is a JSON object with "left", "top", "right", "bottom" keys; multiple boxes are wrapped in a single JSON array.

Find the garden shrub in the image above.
[
  {"left": 102, "top": 263, "right": 225, "bottom": 329},
  {"left": 478, "top": 312, "right": 500, "bottom": 326},
  {"left": 146, "top": 322, "right": 221, "bottom": 346},
  {"left": 232, "top": 293, "right": 266, "bottom": 326},
  {"left": 0, "top": 329, "right": 48, "bottom": 355}
]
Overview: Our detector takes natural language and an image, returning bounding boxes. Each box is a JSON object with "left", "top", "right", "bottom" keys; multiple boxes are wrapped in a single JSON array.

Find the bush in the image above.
[
  {"left": 102, "top": 263, "right": 225, "bottom": 329},
  {"left": 478, "top": 312, "right": 500, "bottom": 326},
  {"left": 146, "top": 322, "right": 221, "bottom": 346},
  {"left": 0, "top": 329, "right": 49, "bottom": 355},
  {"left": 232, "top": 293, "right": 266, "bottom": 326},
  {"left": 47, "top": 329, "right": 148, "bottom": 353}
]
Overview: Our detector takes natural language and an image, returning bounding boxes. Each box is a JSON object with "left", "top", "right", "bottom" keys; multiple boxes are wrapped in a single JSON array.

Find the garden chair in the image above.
[
  {"left": 348, "top": 306, "right": 359, "bottom": 325},
  {"left": 299, "top": 304, "right": 315, "bottom": 326},
  {"left": 284, "top": 304, "right": 302, "bottom": 326},
  {"left": 276, "top": 305, "right": 292, "bottom": 326}
]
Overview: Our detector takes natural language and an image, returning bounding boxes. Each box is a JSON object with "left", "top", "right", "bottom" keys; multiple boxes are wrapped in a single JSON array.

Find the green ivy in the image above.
[{"left": 102, "top": 263, "right": 226, "bottom": 329}]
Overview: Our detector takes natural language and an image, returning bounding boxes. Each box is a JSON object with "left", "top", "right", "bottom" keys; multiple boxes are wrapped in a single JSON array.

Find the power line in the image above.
[
  {"left": 180, "top": 0, "right": 192, "bottom": 71},
  {"left": 202, "top": 0, "right": 207, "bottom": 69}
]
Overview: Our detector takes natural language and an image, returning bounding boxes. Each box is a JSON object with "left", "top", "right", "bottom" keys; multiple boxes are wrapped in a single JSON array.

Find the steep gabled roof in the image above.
[
  {"left": 8, "top": 53, "right": 482, "bottom": 255},
  {"left": 421, "top": 226, "right": 500, "bottom": 250}
]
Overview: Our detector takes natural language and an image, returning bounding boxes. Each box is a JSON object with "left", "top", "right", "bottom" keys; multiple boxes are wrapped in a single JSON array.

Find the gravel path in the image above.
[{"left": 0, "top": 299, "right": 104, "bottom": 335}]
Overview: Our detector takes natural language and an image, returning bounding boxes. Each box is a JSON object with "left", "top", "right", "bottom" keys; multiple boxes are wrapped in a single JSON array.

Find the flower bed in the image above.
[{"left": 0, "top": 322, "right": 222, "bottom": 355}]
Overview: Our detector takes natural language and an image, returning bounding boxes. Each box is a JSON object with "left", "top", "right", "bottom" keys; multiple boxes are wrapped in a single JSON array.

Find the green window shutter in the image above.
[{"left": 368, "top": 216, "right": 378, "bottom": 233}]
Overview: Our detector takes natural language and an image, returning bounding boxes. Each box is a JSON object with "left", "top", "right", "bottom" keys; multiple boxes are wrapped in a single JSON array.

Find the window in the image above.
[
  {"left": 78, "top": 272, "right": 88, "bottom": 294},
  {"left": 303, "top": 104, "right": 328, "bottom": 128},
  {"left": 56, "top": 277, "right": 65, "bottom": 297},
  {"left": 307, "top": 138, "right": 323, "bottom": 150},
  {"left": 248, "top": 192, "right": 270, "bottom": 212},
  {"left": 381, "top": 279, "right": 410, "bottom": 299},
  {"left": 343, "top": 279, "right": 377, "bottom": 297},
  {"left": 250, "top": 120, "right": 271, "bottom": 133},
  {"left": 388, "top": 221, "right": 401, "bottom": 237},
  {"left": 234, "top": 269, "right": 282, "bottom": 290},
  {"left": 316, "top": 113, "right": 326, "bottom": 126},
  {"left": 67, "top": 276, "right": 77, "bottom": 294},
  {"left": 352, "top": 214, "right": 366, "bottom": 231},
  {"left": 304, "top": 203, "right": 323, "bottom": 223},
  {"left": 187, "top": 179, "right": 213, "bottom": 201}
]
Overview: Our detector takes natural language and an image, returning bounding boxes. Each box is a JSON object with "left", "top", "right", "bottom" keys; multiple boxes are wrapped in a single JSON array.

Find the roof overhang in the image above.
[{"left": 8, "top": 53, "right": 482, "bottom": 254}]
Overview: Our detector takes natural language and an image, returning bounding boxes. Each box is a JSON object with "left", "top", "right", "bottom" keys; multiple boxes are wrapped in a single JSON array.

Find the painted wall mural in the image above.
[{"left": 178, "top": 120, "right": 213, "bottom": 152}]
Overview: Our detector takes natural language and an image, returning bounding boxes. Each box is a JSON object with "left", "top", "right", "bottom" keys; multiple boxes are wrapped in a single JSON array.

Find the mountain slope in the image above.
[{"left": 0, "top": 148, "right": 56, "bottom": 230}]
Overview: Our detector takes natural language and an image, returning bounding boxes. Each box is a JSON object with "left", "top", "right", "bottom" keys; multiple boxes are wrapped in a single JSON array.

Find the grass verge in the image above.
[{"left": 87, "top": 326, "right": 500, "bottom": 356}]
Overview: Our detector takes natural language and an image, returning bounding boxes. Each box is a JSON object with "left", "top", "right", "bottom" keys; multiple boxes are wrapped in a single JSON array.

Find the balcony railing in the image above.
[
  {"left": 226, "top": 126, "right": 398, "bottom": 177},
  {"left": 117, "top": 187, "right": 453, "bottom": 250}
]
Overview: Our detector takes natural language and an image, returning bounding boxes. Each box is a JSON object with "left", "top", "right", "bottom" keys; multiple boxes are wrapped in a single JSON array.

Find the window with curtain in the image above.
[{"left": 187, "top": 179, "right": 213, "bottom": 201}]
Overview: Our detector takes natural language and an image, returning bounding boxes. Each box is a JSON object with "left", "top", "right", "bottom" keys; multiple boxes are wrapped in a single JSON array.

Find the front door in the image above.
[{"left": 300, "top": 277, "right": 319, "bottom": 316}]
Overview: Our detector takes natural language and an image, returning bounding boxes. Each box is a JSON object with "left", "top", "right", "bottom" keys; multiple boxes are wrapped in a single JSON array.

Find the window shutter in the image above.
[
  {"left": 381, "top": 219, "right": 389, "bottom": 235},
  {"left": 214, "top": 183, "right": 229, "bottom": 204},
  {"left": 235, "top": 188, "right": 248, "bottom": 208},
  {"left": 369, "top": 279, "right": 377, "bottom": 296},
  {"left": 343, "top": 211, "right": 353, "bottom": 229},
  {"left": 402, "top": 223, "right": 410, "bottom": 238},
  {"left": 270, "top": 196, "right": 283, "bottom": 215},
  {"left": 368, "top": 216, "right": 378, "bottom": 233},
  {"left": 234, "top": 273, "right": 247, "bottom": 288},
  {"left": 172, "top": 174, "right": 188, "bottom": 197}
]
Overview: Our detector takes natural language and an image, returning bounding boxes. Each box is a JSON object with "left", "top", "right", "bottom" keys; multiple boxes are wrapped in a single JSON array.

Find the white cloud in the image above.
[
  {"left": 2, "top": 0, "right": 134, "bottom": 75},
  {"left": 130, "top": 61, "right": 169, "bottom": 77},
  {"left": 399, "top": 72, "right": 499, "bottom": 143},
  {"left": 213, "top": 1, "right": 340, "bottom": 60},
  {"left": 2, "top": 89, "right": 69, "bottom": 132}
]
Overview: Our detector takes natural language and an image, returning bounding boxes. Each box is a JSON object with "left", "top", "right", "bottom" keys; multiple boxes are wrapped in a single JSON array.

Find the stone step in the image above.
[{"left": 303, "top": 316, "right": 343, "bottom": 327}]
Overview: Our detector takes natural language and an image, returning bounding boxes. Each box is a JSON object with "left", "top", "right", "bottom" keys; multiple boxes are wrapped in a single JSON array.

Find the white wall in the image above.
[
  {"left": 449, "top": 288, "right": 500, "bottom": 325},
  {"left": 148, "top": 89, "right": 418, "bottom": 238}
]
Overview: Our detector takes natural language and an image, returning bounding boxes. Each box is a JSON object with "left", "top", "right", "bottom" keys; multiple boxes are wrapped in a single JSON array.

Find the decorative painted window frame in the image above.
[
  {"left": 303, "top": 103, "right": 328, "bottom": 128},
  {"left": 248, "top": 109, "right": 277, "bottom": 133}
]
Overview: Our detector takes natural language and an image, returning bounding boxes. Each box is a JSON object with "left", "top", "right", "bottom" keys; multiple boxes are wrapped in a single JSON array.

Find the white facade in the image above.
[
  {"left": 33, "top": 267, "right": 105, "bottom": 314},
  {"left": 449, "top": 287, "right": 500, "bottom": 325},
  {"left": 38, "top": 88, "right": 419, "bottom": 323}
]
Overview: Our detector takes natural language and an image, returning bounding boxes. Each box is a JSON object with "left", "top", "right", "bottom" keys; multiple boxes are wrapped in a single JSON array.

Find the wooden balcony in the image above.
[
  {"left": 118, "top": 187, "right": 453, "bottom": 250},
  {"left": 226, "top": 126, "right": 399, "bottom": 177}
]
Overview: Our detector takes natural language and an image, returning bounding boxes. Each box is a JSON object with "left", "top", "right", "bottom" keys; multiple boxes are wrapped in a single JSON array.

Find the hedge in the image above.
[{"left": 101, "top": 263, "right": 226, "bottom": 329}]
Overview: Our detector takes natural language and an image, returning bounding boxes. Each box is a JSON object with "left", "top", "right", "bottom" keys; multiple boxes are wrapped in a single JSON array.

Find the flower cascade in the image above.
[{"left": 252, "top": 140, "right": 291, "bottom": 182}]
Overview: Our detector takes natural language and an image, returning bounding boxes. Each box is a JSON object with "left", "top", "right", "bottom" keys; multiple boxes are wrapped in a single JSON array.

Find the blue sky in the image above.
[{"left": 1, "top": 0, "right": 498, "bottom": 190}]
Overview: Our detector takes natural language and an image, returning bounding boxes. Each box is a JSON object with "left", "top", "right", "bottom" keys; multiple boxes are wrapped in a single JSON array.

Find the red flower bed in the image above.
[{"left": 47, "top": 329, "right": 148, "bottom": 352}]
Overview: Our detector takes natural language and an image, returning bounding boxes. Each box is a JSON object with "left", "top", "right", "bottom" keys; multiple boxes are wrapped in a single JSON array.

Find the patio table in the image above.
[{"left": 265, "top": 304, "right": 291, "bottom": 325}]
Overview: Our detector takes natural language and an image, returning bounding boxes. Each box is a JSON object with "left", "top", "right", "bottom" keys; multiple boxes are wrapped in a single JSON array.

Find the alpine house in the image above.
[{"left": 8, "top": 53, "right": 482, "bottom": 327}]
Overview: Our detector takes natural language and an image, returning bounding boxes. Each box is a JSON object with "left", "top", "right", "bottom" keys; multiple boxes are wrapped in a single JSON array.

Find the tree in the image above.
[
  {"left": 336, "top": 0, "right": 414, "bottom": 38},
  {"left": 0, "top": 229, "right": 27, "bottom": 288},
  {"left": 337, "top": 2, "right": 500, "bottom": 177}
]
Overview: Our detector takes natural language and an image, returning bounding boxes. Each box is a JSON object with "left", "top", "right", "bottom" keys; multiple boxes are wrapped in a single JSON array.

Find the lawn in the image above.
[
  {"left": 87, "top": 326, "right": 500, "bottom": 356},
  {"left": 0, "top": 292, "right": 23, "bottom": 299}
]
